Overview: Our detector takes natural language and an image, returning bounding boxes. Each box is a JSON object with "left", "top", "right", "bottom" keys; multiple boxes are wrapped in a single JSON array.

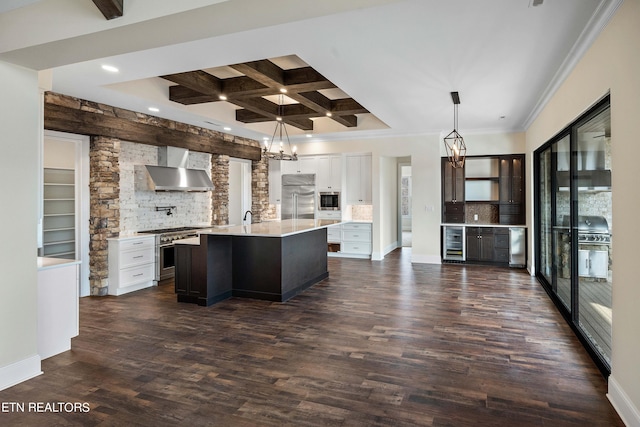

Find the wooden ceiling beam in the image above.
[
  {"left": 92, "top": 0, "right": 123, "bottom": 20},
  {"left": 162, "top": 71, "right": 223, "bottom": 96},
  {"left": 169, "top": 86, "right": 217, "bottom": 105},
  {"left": 230, "top": 60, "right": 285, "bottom": 89},
  {"left": 44, "top": 103, "right": 261, "bottom": 160}
]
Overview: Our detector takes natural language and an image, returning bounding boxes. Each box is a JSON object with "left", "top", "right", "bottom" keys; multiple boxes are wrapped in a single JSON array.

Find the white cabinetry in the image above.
[
  {"left": 340, "top": 222, "right": 372, "bottom": 258},
  {"left": 37, "top": 259, "right": 80, "bottom": 359},
  {"left": 108, "top": 235, "right": 156, "bottom": 295},
  {"left": 268, "top": 159, "right": 282, "bottom": 204},
  {"left": 317, "top": 155, "right": 342, "bottom": 191},
  {"left": 281, "top": 156, "right": 317, "bottom": 175},
  {"left": 346, "top": 154, "right": 372, "bottom": 204}
]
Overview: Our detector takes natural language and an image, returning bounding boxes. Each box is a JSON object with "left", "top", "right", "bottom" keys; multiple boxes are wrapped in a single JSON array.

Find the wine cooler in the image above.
[{"left": 443, "top": 226, "right": 465, "bottom": 261}]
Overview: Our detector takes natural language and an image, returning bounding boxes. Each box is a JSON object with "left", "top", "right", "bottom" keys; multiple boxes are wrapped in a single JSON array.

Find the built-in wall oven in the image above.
[{"left": 319, "top": 192, "right": 340, "bottom": 210}]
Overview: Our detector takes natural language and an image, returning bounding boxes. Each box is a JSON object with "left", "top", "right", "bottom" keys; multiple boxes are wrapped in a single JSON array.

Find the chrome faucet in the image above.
[{"left": 243, "top": 210, "right": 253, "bottom": 222}]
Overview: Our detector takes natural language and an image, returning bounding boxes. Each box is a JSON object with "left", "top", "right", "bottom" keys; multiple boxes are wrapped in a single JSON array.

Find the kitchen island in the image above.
[{"left": 174, "top": 219, "right": 341, "bottom": 306}]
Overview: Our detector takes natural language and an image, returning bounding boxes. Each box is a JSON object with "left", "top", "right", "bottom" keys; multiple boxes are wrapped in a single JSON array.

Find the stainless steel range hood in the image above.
[
  {"left": 143, "top": 147, "right": 214, "bottom": 192},
  {"left": 556, "top": 135, "right": 611, "bottom": 191}
]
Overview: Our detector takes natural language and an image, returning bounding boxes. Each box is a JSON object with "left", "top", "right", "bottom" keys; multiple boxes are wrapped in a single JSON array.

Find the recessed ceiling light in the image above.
[
  {"left": 219, "top": 95, "right": 227, "bottom": 101},
  {"left": 306, "top": 134, "right": 312, "bottom": 138},
  {"left": 280, "top": 88, "right": 287, "bottom": 93},
  {"left": 326, "top": 112, "right": 332, "bottom": 117},
  {"left": 263, "top": 137, "right": 270, "bottom": 141},
  {"left": 223, "top": 127, "right": 231, "bottom": 131},
  {"left": 148, "top": 107, "right": 160, "bottom": 113},
  {"left": 101, "top": 64, "right": 119, "bottom": 73}
]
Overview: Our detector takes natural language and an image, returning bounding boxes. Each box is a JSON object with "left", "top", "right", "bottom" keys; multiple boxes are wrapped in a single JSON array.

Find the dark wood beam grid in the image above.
[{"left": 92, "top": 0, "right": 124, "bottom": 20}]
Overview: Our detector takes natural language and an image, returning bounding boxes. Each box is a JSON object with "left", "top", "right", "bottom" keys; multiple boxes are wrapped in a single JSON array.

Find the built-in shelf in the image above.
[{"left": 42, "top": 168, "right": 75, "bottom": 259}]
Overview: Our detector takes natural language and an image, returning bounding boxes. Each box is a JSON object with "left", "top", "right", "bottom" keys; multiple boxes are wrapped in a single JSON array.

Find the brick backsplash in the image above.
[{"left": 119, "top": 142, "right": 212, "bottom": 233}]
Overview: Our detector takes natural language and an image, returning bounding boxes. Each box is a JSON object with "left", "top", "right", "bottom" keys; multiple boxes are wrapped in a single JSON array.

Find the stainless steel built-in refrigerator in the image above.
[{"left": 281, "top": 174, "right": 316, "bottom": 220}]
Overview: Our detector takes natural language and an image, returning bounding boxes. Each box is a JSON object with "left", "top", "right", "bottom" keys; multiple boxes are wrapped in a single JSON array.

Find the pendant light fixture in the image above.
[
  {"left": 443, "top": 91, "right": 466, "bottom": 168},
  {"left": 262, "top": 91, "right": 298, "bottom": 161}
]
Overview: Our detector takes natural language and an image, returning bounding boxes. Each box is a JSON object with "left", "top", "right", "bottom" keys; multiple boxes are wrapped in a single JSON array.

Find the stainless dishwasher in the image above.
[{"left": 509, "top": 227, "right": 526, "bottom": 268}]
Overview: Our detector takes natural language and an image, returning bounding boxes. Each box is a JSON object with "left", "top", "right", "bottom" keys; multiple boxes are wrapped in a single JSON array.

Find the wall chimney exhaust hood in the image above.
[{"left": 143, "top": 147, "right": 214, "bottom": 192}]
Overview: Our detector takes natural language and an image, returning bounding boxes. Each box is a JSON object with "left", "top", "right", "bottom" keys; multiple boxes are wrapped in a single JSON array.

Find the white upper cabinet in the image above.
[
  {"left": 281, "top": 156, "right": 317, "bottom": 175},
  {"left": 316, "top": 155, "right": 342, "bottom": 191},
  {"left": 346, "top": 154, "right": 372, "bottom": 205},
  {"left": 268, "top": 159, "right": 282, "bottom": 204}
]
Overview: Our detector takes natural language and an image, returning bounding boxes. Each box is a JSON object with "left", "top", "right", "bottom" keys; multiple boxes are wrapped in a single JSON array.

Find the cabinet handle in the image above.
[
  {"left": 133, "top": 242, "right": 143, "bottom": 245},
  {"left": 133, "top": 273, "right": 144, "bottom": 277},
  {"left": 133, "top": 255, "right": 143, "bottom": 259}
]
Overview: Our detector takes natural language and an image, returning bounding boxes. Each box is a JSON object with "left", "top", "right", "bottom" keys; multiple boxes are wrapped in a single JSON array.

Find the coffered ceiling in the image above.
[
  {"left": 0, "top": 0, "right": 620, "bottom": 144},
  {"left": 161, "top": 56, "right": 374, "bottom": 132}
]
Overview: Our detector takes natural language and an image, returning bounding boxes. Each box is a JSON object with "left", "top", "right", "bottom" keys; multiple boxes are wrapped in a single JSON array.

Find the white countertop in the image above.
[
  {"left": 441, "top": 223, "right": 526, "bottom": 228},
  {"left": 196, "top": 219, "right": 343, "bottom": 239},
  {"left": 38, "top": 257, "right": 81, "bottom": 271}
]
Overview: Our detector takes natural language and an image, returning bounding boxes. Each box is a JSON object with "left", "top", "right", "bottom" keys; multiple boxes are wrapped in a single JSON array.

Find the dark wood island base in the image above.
[{"left": 175, "top": 226, "right": 330, "bottom": 306}]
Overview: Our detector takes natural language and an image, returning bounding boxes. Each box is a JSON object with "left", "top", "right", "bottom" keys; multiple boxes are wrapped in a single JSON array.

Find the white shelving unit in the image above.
[{"left": 42, "top": 168, "right": 76, "bottom": 259}]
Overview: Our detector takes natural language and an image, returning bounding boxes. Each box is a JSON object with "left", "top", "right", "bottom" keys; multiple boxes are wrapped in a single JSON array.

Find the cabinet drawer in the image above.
[
  {"left": 327, "top": 228, "right": 341, "bottom": 243},
  {"left": 499, "top": 204, "right": 522, "bottom": 214},
  {"left": 444, "top": 202, "right": 464, "bottom": 214},
  {"left": 342, "top": 242, "right": 371, "bottom": 254},
  {"left": 118, "top": 263, "right": 155, "bottom": 286},
  {"left": 119, "top": 237, "right": 154, "bottom": 251},
  {"left": 342, "top": 223, "right": 371, "bottom": 231},
  {"left": 119, "top": 247, "right": 155, "bottom": 268},
  {"left": 342, "top": 230, "right": 371, "bottom": 242},
  {"left": 318, "top": 211, "right": 342, "bottom": 219}
]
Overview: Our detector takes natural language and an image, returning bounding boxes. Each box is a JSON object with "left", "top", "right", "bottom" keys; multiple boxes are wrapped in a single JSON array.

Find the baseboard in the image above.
[
  {"left": 0, "top": 355, "right": 42, "bottom": 391},
  {"left": 608, "top": 375, "right": 640, "bottom": 427},
  {"left": 411, "top": 254, "right": 442, "bottom": 264},
  {"left": 372, "top": 241, "right": 399, "bottom": 261}
]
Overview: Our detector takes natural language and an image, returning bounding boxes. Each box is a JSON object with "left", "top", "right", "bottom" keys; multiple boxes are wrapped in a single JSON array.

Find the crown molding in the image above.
[{"left": 522, "top": 0, "right": 623, "bottom": 130}]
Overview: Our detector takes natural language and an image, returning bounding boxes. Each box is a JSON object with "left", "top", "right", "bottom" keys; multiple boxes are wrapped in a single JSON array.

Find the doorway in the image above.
[
  {"left": 398, "top": 160, "right": 412, "bottom": 247},
  {"left": 41, "top": 130, "right": 90, "bottom": 297}
]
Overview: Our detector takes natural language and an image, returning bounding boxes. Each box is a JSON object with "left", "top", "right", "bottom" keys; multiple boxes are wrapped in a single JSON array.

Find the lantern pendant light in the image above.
[
  {"left": 262, "top": 93, "right": 298, "bottom": 161},
  {"left": 443, "top": 91, "right": 466, "bottom": 168}
]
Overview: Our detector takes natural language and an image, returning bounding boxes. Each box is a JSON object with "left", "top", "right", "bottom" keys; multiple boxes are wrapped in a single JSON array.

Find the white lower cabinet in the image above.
[
  {"left": 328, "top": 222, "right": 372, "bottom": 258},
  {"left": 108, "top": 235, "right": 156, "bottom": 295}
]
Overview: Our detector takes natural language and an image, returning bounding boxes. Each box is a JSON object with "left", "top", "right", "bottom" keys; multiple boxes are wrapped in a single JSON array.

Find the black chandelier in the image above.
[
  {"left": 262, "top": 92, "right": 298, "bottom": 161},
  {"left": 443, "top": 91, "right": 466, "bottom": 168}
]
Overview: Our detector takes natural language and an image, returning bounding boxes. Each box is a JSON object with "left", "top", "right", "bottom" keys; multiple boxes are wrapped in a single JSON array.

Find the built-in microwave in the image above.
[{"left": 319, "top": 192, "right": 340, "bottom": 211}]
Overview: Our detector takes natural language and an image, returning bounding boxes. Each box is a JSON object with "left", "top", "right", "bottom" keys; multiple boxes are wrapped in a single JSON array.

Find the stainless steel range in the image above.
[{"left": 138, "top": 227, "right": 207, "bottom": 281}]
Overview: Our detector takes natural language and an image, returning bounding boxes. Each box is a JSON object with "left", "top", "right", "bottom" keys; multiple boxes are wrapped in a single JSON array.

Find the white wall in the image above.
[
  {"left": 0, "top": 60, "right": 41, "bottom": 389},
  {"left": 298, "top": 131, "right": 524, "bottom": 264},
  {"left": 525, "top": 1, "right": 640, "bottom": 424}
]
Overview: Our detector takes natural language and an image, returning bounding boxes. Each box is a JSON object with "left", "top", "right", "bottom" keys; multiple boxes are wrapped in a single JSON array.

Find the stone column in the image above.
[
  {"left": 251, "top": 156, "right": 269, "bottom": 223},
  {"left": 89, "top": 136, "right": 120, "bottom": 296},
  {"left": 211, "top": 154, "right": 230, "bottom": 225}
]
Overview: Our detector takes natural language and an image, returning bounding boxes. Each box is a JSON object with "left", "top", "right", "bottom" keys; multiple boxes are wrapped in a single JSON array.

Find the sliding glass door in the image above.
[{"left": 535, "top": 96, "right": 612, "bottom": 374}]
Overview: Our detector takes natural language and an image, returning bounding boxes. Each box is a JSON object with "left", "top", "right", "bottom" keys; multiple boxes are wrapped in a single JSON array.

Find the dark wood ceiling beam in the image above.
[
  {"left": 162, "top": 71, "right": 223, "bottom": 96},
  {"left": 169, "top": 86, "right": 217, "bottom": 105},
  {"left": 284, "top": 67, "right": 336, "bottom": 91},
  {"left": 230, "top": 60, "right": 285, "bottom": 89},
  {"left": 330, "top": 98, "right": 369, "bottom": 115},
  {"left": 44, "top": 103, "right": 261, "bottom": 161},
  {"left": 232, "top": 97, "right": 314, "bottom": 131},
  {"left": 92, "top": 0, "right": 123, "bottom": 20},
  {"left": 329, "top": 114, "right": 358, "bottom": 127}
]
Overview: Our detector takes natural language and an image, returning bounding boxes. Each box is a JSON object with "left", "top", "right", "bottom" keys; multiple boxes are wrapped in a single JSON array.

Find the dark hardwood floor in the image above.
[{"left": 1, "top": 248, "right": 623, "bottom": 426}]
